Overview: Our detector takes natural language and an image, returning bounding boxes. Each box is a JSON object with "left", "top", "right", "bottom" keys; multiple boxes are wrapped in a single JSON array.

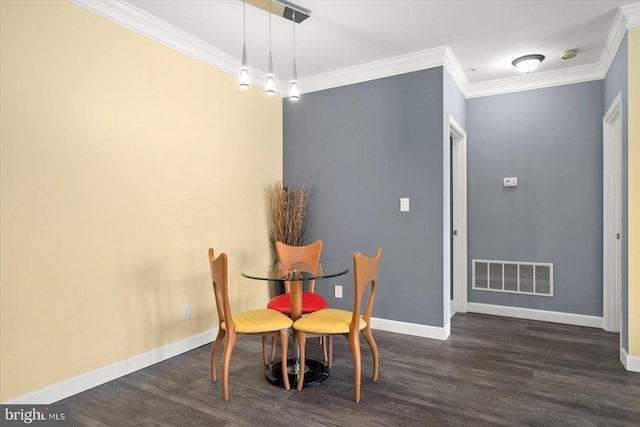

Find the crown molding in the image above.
[
  {"left": 68, "top": 0, "right": 287, "bottom": 95},
  {"left": 300, "top": 46, "right": 449, "bottom": 94},
  {"left": 621, "top": 2, "right": 640, "bottom": 27},
  {"left": 464, "top": 63, "right": 603, "bottom": 98},
  {"left": 442, "top": 47, "right": 469, "bottom": 95},
  {"left": 599, "top": 6, "right": 630, "bottom": 82},
  {"left": 69, "top": 0, "right": 640, "bottom": 100}
]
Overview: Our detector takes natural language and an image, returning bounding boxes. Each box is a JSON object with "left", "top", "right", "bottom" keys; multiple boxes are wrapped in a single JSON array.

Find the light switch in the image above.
[{"left": 400, "top": 197, "right": 410, "bottom": 212}]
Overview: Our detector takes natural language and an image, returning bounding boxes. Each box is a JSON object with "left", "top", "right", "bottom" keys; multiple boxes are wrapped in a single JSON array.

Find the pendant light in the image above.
[
  {"left": 264, "top": 0, "right": 276, "bottom": 95},
  {"left": 288, "top": 10, "right": 300, "bottom": 101},
  {"left": 238, "top": 0, "right": 250, "bottom": 89}
]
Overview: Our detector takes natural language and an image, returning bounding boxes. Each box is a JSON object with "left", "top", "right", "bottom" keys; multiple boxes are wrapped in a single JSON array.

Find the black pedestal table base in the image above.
[{"left": 266, "top": 358, "right": 329, "bottom": 388}]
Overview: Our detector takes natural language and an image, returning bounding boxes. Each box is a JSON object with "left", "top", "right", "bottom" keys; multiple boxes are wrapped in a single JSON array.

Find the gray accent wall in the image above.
[
  {"left": 604, "top": 32, "right": 629, "bottom": 351},
  {"left": 467, "top": 81, "right": 604, "bottom": 316},
  {"left": 283, "top": 68, "right": 446, "bottom": 327}
]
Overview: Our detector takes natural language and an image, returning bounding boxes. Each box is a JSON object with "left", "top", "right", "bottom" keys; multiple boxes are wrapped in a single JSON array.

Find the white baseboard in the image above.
[
  {"left": 3, "top": 329, "right": 216, "bottom": 405},
  {"left": 370, "top": 317, "right": 449, "bottom": 341},
  {"left": 621, "top": 347, "right": 640, "bottom": 372},
  {"left": 467, "top": 302, "right": 603, "bottom": 328},
  {"left": 4, "top": 317, "right": 449, "bottom": 405},
  {"left": 9, "top": 307, "right": 616, "bottom": 404}
]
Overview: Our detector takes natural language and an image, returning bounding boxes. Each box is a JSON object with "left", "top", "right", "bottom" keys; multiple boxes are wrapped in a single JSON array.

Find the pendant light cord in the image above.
[{"left": 269, "top": 0, "right": 272, "bottom": 52}]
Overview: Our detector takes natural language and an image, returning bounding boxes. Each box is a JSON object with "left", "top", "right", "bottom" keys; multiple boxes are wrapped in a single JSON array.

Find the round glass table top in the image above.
[{"left": 241, "top": 263, "right": 348, "bottom": 282}]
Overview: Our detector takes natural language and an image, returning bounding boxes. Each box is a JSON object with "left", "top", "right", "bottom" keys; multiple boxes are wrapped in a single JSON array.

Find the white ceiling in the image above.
[{"left": 98, "top": 0, "right": 639, "bottom": 96}]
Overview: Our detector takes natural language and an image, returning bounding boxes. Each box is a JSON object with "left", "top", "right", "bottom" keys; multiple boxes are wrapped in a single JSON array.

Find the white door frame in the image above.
[
  {"left": 449, "top": 115, "right": 468, "bottom": 313},
  {"left": 603, "top": 92, "right": 623, "bottom": 333}
]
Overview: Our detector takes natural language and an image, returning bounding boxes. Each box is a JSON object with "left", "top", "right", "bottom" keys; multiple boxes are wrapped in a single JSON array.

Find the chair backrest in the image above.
[
  {"left": 275, "top": 240, "right": 323, "bottom": 293},
  {"left": 350, "top": 248, "right": 382, "bottom": 333},
  {"left": 208, "top": 248, "right": 235, "bottom": 333}
]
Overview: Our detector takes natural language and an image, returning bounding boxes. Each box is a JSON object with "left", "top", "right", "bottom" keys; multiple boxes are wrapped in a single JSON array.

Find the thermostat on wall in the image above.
[{"left": 503, "top": 177, "right": 518, "bottom": 187}]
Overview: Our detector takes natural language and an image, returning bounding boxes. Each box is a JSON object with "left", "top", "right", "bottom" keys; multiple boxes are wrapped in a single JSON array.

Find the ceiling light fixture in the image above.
[
  {"left": 512, "top": 54, "right": 545, "bottom": 74},
  {"left": 240, "top": 1, "right": 309, "bottom": 97},
  {"left": 238, "top": 0, "right": 250, "bottom": 89},
  {"left": 289, "top": 10, "right": 299, "bottom": 101},
  {"left": 264, "top": 0, "right": 276, "bottom": 96}
]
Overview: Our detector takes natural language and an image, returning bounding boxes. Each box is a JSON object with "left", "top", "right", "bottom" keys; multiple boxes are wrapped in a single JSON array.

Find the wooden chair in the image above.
[
  {"left": 267, "top": 240, "right": 327, "bottom": 319},
  {"left": 268, "top": 240, "right": 330, "bottom": 362},
  {"left": 293, "top": 248, "right": 381, "bottom": 402},
  {"left": 208, "top": 249, "right": 293, "bottom": 401}
]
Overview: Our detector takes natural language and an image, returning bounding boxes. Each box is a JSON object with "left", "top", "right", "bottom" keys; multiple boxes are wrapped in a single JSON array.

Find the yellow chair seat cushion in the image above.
[
  {"left": 222, "top": 309, "right": 293, "bottom": 333},
  {"left": 293, "top": 308, "right": 366, "bottom": 334}
]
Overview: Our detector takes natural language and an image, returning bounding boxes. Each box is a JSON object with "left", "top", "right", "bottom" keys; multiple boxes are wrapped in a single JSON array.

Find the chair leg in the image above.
[
  {"left": 348, "top": 332, "right": 362, "bottom": 402},
  {"left": 319, "top": 336, "right": 334, "bottom": 367},
  {"left": 211, "top": 328, "right": 225, "bottom": 381},
  {"left": 221, "top": 333, "right": 237, "bottom": 401},
  {"left": 361, "top": 327, "right": 378, "bottom": 381},
  {"left": 279, "top": 329, "right": 290, "bottom": 390},
  {"left": 261, "top": 337, "right": 268, "bottom": 366},
  {"left": 270, "top": 336, "right": 276, "bottom": 363},
  {"left": 296, "top": 331, "right": 307, "bottom": 391},
  {"left": 322, "top": 336, "right": 328, "bottom": 363},
  {"left": 261, "top": 336, "right": 277, "bottom": 365}
]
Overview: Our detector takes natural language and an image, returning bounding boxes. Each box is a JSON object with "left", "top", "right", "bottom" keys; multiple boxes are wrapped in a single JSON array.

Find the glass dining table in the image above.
[{"left": 242, "top": 262, "right": 348, "bottom": 387}]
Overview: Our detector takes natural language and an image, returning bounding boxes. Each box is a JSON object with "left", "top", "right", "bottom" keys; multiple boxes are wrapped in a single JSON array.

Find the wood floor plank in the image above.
[{"left": 59, "top": 313, "right": 640, "bottom": 426}]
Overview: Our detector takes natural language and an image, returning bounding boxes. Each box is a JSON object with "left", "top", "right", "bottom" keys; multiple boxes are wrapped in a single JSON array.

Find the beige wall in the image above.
[
  {"left": 0, "top": 1, "right": 282, "bottom": 401},
  {"left": 629, "top": 27, "right": 640, "bottom": 357}
]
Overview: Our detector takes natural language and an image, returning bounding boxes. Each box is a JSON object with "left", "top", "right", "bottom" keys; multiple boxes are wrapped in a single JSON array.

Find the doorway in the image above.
[
  {"left": 603, "top": 92, "right": 623, "bottom": 333},
  {"left": 449, "top": 116, "right": 468, "bottom": 314}
]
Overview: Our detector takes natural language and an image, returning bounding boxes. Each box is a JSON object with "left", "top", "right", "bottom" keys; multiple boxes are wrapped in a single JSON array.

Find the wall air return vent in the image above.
[{"left": 472, "top": 259, "right": 553, "bottom": 296}]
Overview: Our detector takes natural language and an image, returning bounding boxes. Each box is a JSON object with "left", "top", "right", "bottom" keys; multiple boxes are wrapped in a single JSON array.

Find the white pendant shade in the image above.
[
  {"left": 239, "top": 0, "right": 306, "bottom": 100},
  {"left": 238, "top": 43, "right": 250, "bottom": 89},
  {"left": 238, "top": 1, "right": 250, "bottom": 89},
  {"left": 265, "top": 75, "right": 276, "bottom": 95},
  {"left": 289, "top": 59, "right": 299, "bottom": 100},
  {"left": 289, "top": 80, "right": 299, "bottom": 100},
  {"left": 265, "top": 52, "right": 276, "bottom": 95},
  {"left": 288, "top": 9, "right": 300, "bottom": 101}
]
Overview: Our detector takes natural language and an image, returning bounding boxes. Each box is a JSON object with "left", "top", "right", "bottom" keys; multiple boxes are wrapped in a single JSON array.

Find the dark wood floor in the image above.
[{"left": 59, "top": 313, "right": 640, "bottom": 426}]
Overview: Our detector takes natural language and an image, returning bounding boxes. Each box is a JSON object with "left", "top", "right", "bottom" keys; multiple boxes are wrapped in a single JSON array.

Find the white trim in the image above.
[
  {"left": 467, "top": 302, "right": 603, "bottom": 329},
  {"left": 449, "top": 116, "right": 468, "bottom": 314},
  {"left": 68, "top": 0, "right": 640, "bottom": 98},
  {"left": 601, "top": 7, "right": 630, "bottom": 83},
  {"left": 443, "top": 48, "right": 469, "bottom": 97},
  {"left": 2, "top": 317, "right": 451, "bottom": 404},
  {"left": 603, "top": 92, "right": 623, "bottom": 333},
  {"left": 370, "top": 317, "right": 449, "bottom": 341},
  {"left": 621, "top": 3, "right": 640, "bottom": 28},
  {"left": 68, "top": 0, "right": 640, "bottom": 99},
  {"left": 464, "top": 64, "right": 603, "bottom": 98},
  {"left": 68, "top": 0, "right": 283, "bottom": 94},
  {"left": 2, "top": 329, "right": 216, "bottom": 404},
  {"left": 621, "top": 348, "right": 640, "bottom": 372},
  {"left": 301, "top": 46, "right": 449, "bottom": 94}
]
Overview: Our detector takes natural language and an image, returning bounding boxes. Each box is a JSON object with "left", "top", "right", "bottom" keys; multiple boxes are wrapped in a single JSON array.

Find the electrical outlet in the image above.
[
  {"left": 182, "top": 303, "right": 191, "bottom": 320},
  {"left": 335, "top": 285, "right": 342, "bottom": 299}
]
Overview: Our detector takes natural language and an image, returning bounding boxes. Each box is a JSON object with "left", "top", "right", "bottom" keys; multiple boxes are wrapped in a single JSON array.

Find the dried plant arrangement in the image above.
[{"left": 268, "top": 181, "right": 308, "bottom": 251}]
